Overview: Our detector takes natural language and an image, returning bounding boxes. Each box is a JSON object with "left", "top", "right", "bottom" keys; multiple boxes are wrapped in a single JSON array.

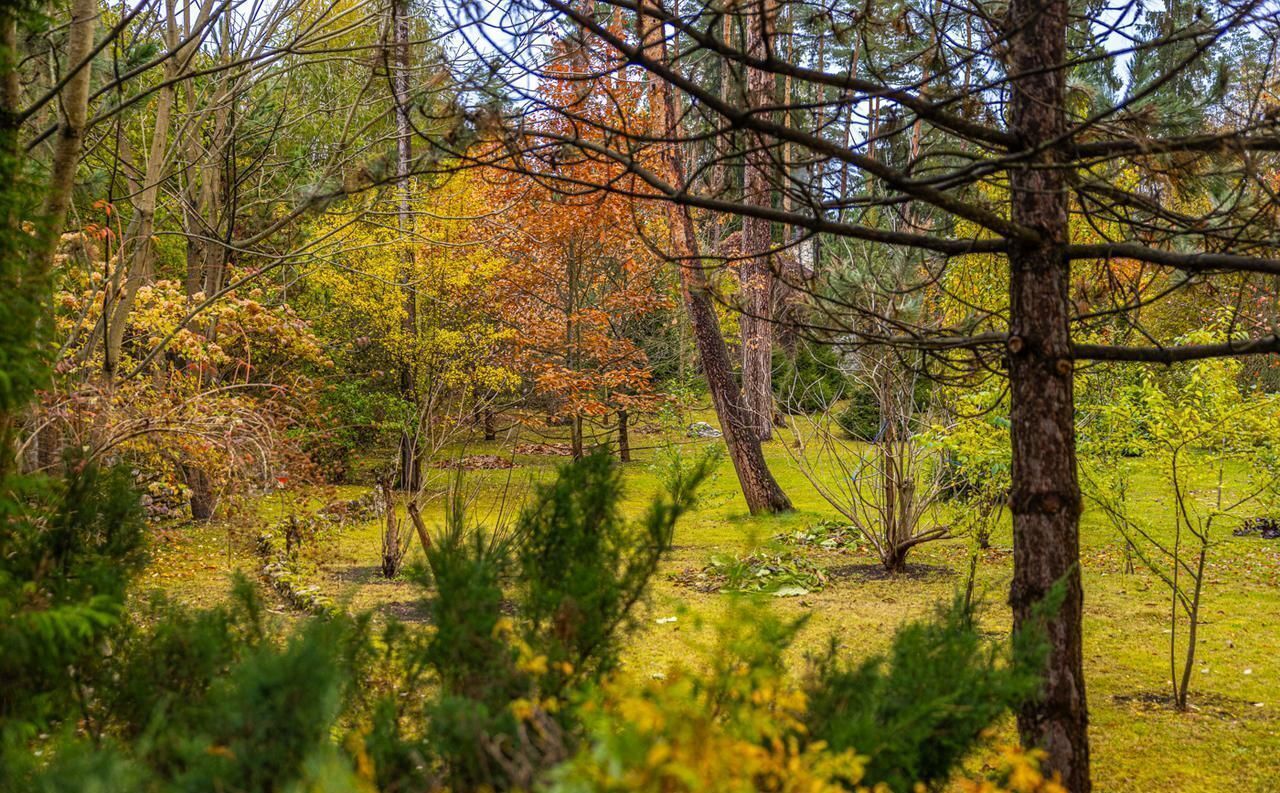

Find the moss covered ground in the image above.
[{"left": 139, "top": 415, "right": 1280, "bottom": 792}]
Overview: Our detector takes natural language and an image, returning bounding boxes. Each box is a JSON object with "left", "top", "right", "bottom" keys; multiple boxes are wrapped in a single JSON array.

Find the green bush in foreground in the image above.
[{"left": 1, "top": 451, "right": 1057, "bottom": 793}]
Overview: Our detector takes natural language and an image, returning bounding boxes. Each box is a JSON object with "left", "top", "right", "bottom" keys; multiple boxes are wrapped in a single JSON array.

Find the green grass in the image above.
[{"left": 137, "top": 413, "right": 1280, "bottom": 792}]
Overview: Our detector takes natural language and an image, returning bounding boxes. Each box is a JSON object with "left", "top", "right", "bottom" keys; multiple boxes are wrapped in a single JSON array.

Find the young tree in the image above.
[{"left": 486, "top": 48, "right": 669, "bottom": 459}]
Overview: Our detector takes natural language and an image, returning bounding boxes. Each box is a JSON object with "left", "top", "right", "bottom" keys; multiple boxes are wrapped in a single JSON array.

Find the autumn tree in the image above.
[
  {"left": 485, "top": 47, "right": 670, "bottom": 460},
  {"left": 459, "top": 11, "right": 794, "bottom": 512},
  {"left": 303, "top": 168, "right": 517, "bottom": 477}
]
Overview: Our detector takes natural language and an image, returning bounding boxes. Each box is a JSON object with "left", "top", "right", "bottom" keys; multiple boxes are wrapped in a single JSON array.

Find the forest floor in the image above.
[{"left": 141, "top": 411, "right": 1280, "bottom": 793}]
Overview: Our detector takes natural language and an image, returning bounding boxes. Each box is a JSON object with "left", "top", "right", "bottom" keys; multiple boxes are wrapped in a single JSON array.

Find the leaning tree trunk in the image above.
[
  {"left": 739, "top": 0, "right": 777, "bottom": 441},
  {"left": 1006, "top": 1, "right": 1090, "bottom": 790},
  {"left": 640, "top": 2, "right": 791, "bottom": 515}
]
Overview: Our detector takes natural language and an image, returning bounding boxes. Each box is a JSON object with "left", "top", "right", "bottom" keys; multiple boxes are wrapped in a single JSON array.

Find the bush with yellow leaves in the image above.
[{"left": 547, "top": 600, "right": 864, "bottom": 793}]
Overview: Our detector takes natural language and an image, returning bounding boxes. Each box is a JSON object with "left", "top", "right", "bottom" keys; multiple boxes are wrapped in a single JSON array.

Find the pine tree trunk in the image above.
[
  {"left": 617, "top": 409, "right": 630, "bottom": 462},
  {"left": 740, "top": 0, "right": 776, "bottom": 442},
  {"left": 1006, "top": 2, "right": 1090, "bottom": 789},
  {"left": 639, "top": 0, "right": 791, "bottom": 515},
  {"left": 392, "top": 0, "right": 419, "bottom": 492}
]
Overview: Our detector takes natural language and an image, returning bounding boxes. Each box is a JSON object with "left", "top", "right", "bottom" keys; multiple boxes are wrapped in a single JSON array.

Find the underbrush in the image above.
[
  {"left": 673, "top": 549, "right": 831, "bottom": 596},
  {"left": 3, "top": 451, "right": 1065, "bottom": 793}
]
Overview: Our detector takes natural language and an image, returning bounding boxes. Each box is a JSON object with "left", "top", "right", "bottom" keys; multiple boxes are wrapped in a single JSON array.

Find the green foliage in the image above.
[
  {"left": 551, "top": 592, "right": 1053, "bottom": 793},
  {"left": 0, "top": 463, "right": 147, "bottom": 747},
  {"left": 772, "top": 341, "right": 847, "bottom": 415},
  {"left": 167, "top": 616, "right": 364, "bottom": 792},
  {"left": 836, "top": 383, "right": 881, "bottom": 440},
  {"left": 774, "top": 518, "right": 862, "bottom": 552},
  {"left": 679, "top": 549, "right": 830, "bottom": 597},
  {"left": 406, "top": 448, "right": 714, "bottom": 790},
  {"left": 10, "top": 595, "right": 373, "bottom": 793},
  {"left": 0, "top": 142, "right": 43, "bottom": 418},
  {"left": 836, "top": 377, "right": 932, "bottom": 441},
  {"left": 412, "top": 496, "right": 526, "bottom": 790},
  {"left": 930, "top": 388, "right": 1011, "bottom": 503},
  {"left": 804, "top": 588, "right": 1060, "bottom": 792},
  {"left": 548, "top": 600, "right": 865, "bottom": 793},
  {"left": 518, "top": 448, "right": 709, "bottom": 680},
  {"left": 311, "top": 380, "right": 414, "bottom": 482}
]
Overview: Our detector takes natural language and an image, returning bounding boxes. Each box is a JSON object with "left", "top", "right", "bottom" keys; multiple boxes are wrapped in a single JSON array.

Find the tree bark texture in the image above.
[
  {"left": 1005, "top": 2, "right": 1090, "bottom": 789},
  {"left": 739, "top": 0, "right": 776, "bottom": 441}
]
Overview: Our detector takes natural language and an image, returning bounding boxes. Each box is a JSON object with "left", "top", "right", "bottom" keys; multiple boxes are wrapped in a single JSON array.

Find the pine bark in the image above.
[
  {"left": 739, "top": 0, "right": 776, "bottom": 441},
  {"left": 1005, "top": 2, "right": 1090, "bottom": 789}
]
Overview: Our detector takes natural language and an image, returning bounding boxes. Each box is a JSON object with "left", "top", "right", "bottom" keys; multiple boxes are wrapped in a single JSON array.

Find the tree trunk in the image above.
[
  {"left": 1005, "top": 2, "right": 1090, "bottom": 790},
  {"left": 617, "top": 408, "right": 630, "bottom": 462},
  {"left": 570, "top": 415, "right": 584, "bottom": 459},
  {"left": 639, "top": 0, "right": 790, "bottom": 515},
  {"left": 185, "top": 463, "right": 216, "bottom": 521},
  {"left": 483, "top": 405, "right": 496, "bottom": 441},
  {"left": 30, "top": 0, "right": 95, "bottom": 271},
  {"left": 740, "top": 0, "right": 776, "bottom": 441},
  {"left": 392, "top": 0, "right": 419, "bottom": 492},
  {"left": 107, "top": 0, "right": 181, "bottom": 374}
]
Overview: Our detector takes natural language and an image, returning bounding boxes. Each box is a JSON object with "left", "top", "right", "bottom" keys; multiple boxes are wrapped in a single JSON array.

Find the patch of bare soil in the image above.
[
  {"left": 1113, "top": 691, "right": 1268, "bottom": 721},
  {"left": 827, "top": 562, "right": 955, "bottom": 582}
]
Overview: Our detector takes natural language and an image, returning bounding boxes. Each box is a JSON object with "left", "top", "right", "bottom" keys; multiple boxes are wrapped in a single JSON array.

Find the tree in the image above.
[
  {"left": 485, "top": 47, "right": 670, "bottom": 460},
  {"left": 739, "top": 0, "right": 779, "bottom": 441},
  {"left": 302, "top": 168, "right": 517, "bottom": 476}
]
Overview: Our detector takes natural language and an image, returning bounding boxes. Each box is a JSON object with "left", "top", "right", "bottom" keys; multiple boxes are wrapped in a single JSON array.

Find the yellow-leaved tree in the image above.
[{"left": 301, "top": 169, "right": 517, "bottom": 480}]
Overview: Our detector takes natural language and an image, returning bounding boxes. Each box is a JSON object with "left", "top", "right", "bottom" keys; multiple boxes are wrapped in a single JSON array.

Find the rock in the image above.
[
  {"left": 686, "top": 421, "right": 722, "bottom": 438},
  {"left": 1235, "top": 517, "right": 1280, "bottom": 539}
]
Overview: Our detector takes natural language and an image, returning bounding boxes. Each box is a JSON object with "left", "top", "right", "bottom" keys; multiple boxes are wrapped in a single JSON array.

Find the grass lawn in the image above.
[{"left": 139, "top": 411, "right": 1280, "bottom": 792}]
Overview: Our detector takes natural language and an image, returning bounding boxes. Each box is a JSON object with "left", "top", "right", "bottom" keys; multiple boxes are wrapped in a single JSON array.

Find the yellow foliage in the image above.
[{"left": 305, "top": 170, "right": 517, "bottom": 394}]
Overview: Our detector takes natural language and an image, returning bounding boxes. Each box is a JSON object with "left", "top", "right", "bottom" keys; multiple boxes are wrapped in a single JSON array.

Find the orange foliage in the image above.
[{"left": 486, "top": 30, "right": 672, "bottom": 431}]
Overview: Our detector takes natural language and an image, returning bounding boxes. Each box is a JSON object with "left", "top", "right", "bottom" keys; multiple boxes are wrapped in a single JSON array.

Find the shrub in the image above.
[
  {"left": 0, "top": 462, "right": 147, "bottom": 748},
  {"left": 837, "top": 377, "right": 933, "bottom": 441},
  {"left": 405, "top": 448, "right": 714, "bottom": 790},
  {"left": 804, "top": 590, "right": 1061, "bottom": 791},
  {"left": 836, "top": 383, "right": 882, "bottom": 440},
  {"left": 674, "top": 550, "right": 830, "bottom": 596},
  {"left": 548, "top": 600, "right": 864, "bottom": 793},
  {"left": 773, "top": 341, "right": 847, "bottom": 415},
  {"left": 551, "top": 593, "right": 1056, "bottom": 793}
]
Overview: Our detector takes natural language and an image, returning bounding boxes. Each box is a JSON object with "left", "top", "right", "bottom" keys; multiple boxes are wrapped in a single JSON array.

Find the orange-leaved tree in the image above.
[{"left": 486, "top": 39, "right": 671, "bottom": 460}]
